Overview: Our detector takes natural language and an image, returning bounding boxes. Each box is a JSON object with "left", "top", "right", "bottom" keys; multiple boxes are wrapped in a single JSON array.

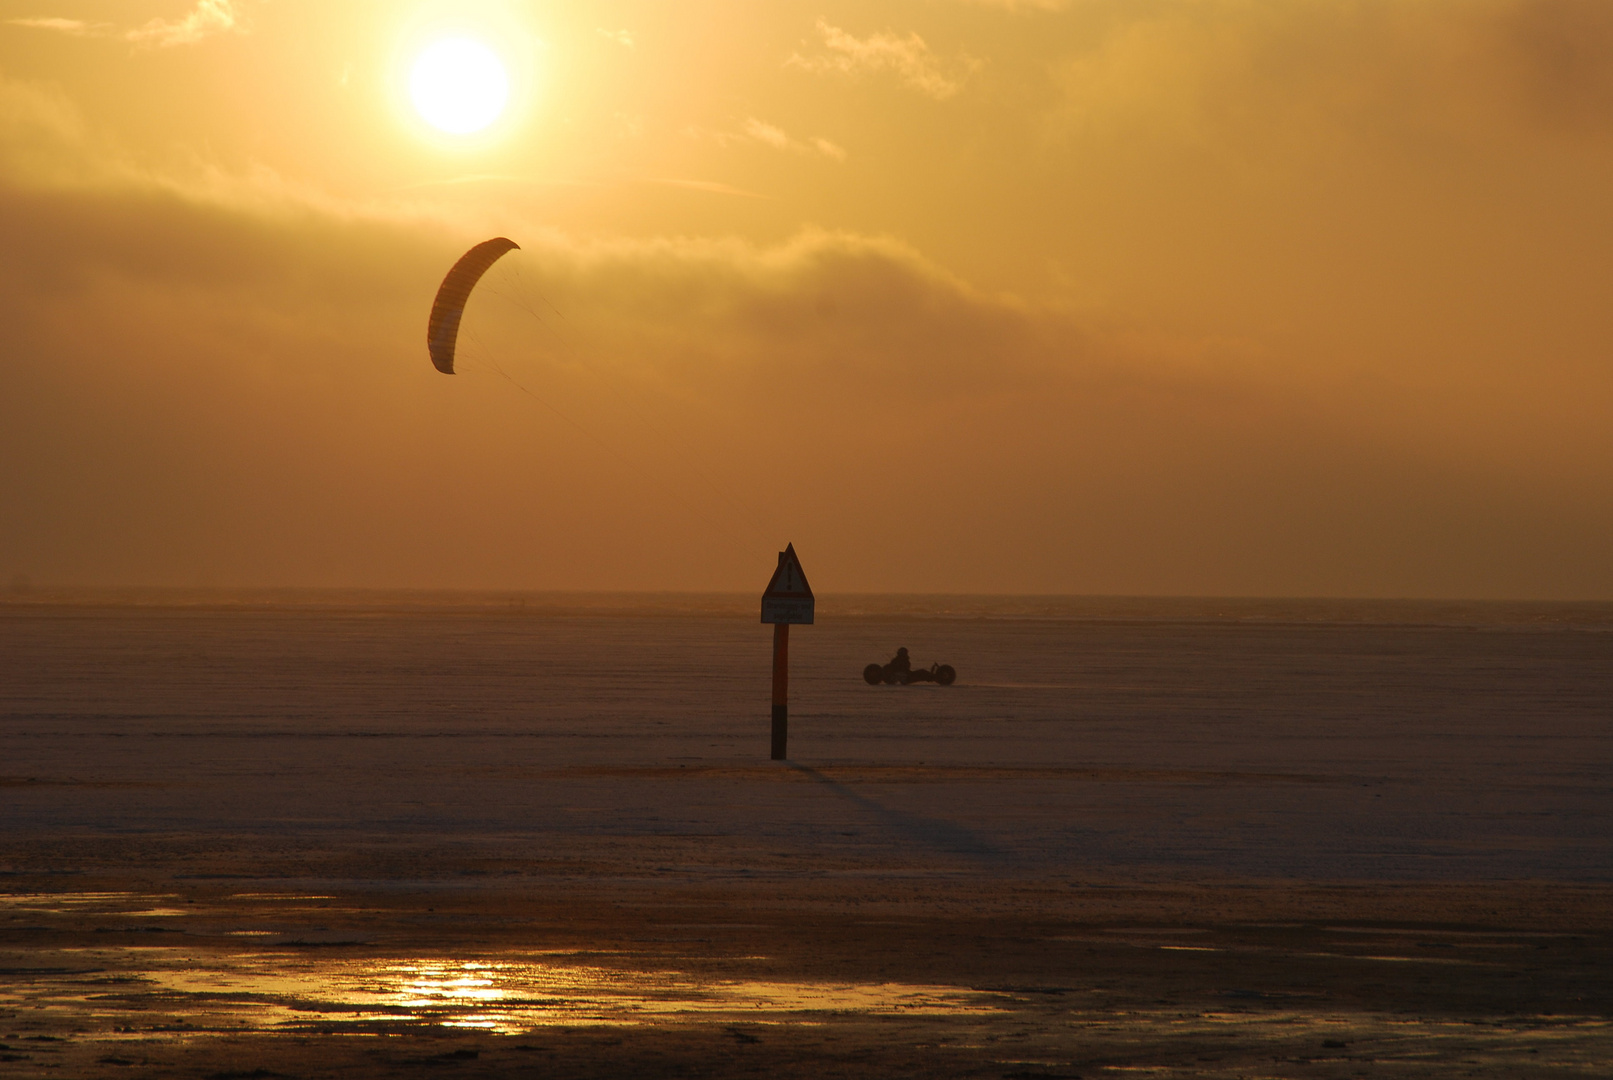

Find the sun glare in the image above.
[{"left": 409, "top": 37, "right": 509, "bottom": 135}]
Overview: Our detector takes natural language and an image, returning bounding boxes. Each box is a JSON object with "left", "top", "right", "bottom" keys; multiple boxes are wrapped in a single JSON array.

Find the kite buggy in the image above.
[{"left": 863, "top": 647, "right": 957, "bottom": 686}]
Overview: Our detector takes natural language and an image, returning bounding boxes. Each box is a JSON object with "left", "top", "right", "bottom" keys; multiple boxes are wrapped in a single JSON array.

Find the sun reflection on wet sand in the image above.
[
  {"left": 1, "top": 942, "right": 1608, "bottom": 1075},
  {"left": 82, "top": 952, "right": 1004, "bottom": 1035},
  {"left": 0, "top": 892, "right": 142, "bottom": 908}
]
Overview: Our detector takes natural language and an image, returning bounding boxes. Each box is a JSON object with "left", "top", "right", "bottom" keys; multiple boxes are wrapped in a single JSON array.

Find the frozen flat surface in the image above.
[
  {"left": 2, "top": 594, "right": 1610, "bottom": 884},
  {"left": 3, "top": 595, "right": 1612, "bottom": 1078}
]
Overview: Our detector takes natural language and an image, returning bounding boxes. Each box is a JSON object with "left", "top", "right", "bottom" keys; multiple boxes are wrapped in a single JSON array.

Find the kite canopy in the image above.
[{"left": 426, "top": 237, "right": 520, "bottom": 374}]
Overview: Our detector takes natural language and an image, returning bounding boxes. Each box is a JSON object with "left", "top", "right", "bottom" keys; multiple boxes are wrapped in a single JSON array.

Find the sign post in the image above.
[{"left": 760, "top": 543, "right": 814, "bottom": 760}]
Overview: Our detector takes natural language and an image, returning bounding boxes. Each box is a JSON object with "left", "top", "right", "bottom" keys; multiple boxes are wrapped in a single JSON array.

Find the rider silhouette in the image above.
[{"left": 888, "top": 647, "right": 911, "bottom": 679}]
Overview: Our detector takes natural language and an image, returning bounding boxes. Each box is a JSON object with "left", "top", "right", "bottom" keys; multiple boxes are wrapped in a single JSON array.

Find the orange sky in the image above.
[{"left": 2, "top": 0, "right": 1612, "bottom": 596}]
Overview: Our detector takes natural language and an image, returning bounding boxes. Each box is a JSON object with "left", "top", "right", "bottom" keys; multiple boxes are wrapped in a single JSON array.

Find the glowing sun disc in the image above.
[{"left": 410, "top": 38, "right": 509, "bottom": 135}]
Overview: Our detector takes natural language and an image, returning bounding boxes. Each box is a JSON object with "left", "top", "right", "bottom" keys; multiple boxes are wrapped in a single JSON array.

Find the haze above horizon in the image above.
[{"left": 4, "top": 1, "right": 1612, "bottom": 598}]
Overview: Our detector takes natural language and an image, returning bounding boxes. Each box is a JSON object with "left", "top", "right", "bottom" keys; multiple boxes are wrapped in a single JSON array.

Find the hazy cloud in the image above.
[
  {"left": 646, "top": 177, "right": 768, "bottom": 198},
  {"left": 956, "top": 0, "right": 1067, "bottom": 8},
  {"left": 741, "top": 117, "right": 846, "bottom": 159},
  {"left": 3, "top": 28, "right": 1612, "bottom": 595},
  {"left": 127, "top": 0, "right": 241, "bottom": 47},
  {"left": 597, "top": 27, "right": 634, "bottom": 49},
  {"left": 7, "top": 161, "right": 1605, "bottom": 595},
  {"left": 788, "top": 20, "right": 975, "bottom": 99},
  {"left": 1496, "top": 0, "right": 1613, "bottom": 131},
  {"left": 0, "top": 71, "right": 99, "bottom": 187},
  {"left": 7, "top": 17, "right": 111, "bottom": 36},
  {"left": 9, "top": 0, "right": 244, "bottom": 47},
  {"left": 1046, "top": 0, "right": 1613, "bottom": 150},
  {"left": 3, "top": 132, "right": 1605, "bottom": 594},
  {"left": 686, "top": 118, "right": 846, "bottom": 160}
]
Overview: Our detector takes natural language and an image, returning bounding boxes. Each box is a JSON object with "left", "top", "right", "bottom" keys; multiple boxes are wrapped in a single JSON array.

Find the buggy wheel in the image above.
[
  {"left": 863, "top": 663, "right": 885, "bottom": 685},
  {"left": 936, "top": 664, "right": 956, "bottom": 686}
]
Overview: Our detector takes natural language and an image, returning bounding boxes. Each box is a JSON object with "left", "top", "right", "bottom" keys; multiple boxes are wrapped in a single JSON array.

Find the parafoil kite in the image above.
[{"left": 426, "top": 237, "right": 520, "bottom": 374}]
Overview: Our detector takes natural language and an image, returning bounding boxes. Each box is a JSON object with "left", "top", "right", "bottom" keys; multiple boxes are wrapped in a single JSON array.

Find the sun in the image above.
[{"left": 409, "top": 37, "right": 509, "bottom": 135}]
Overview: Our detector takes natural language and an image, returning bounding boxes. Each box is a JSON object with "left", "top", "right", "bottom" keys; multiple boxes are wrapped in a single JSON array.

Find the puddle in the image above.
[
  {"left": 1324, "top": 927, "right": 1572, "bottom": 938},
  {"left": 0, "top": 892, "right": 142, "bottom": 909},
  {"left": 3, "top": 950, "right": 1000, "bottom": 1036},
  {"left": 1299, "top": 951, "right": 1491, "bottom": 967},
  {"left": 1100, "top": 928, "right": 1210, "bottom": 935},
  {"left": 0, "top": 894, "right": 193, "bottom": 919}
]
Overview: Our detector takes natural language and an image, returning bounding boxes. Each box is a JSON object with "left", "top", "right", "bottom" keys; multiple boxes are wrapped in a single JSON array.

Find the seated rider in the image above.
[{"left": 888, "top": 647, "right": 911, "bottom": 678}]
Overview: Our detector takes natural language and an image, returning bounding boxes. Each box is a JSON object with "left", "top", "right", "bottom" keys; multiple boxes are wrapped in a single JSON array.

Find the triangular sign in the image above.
[{"left": 762, "top": 543, "right": 814, "bottom": 599}]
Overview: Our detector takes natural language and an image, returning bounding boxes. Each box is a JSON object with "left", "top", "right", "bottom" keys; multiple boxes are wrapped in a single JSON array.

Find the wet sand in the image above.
[{"left": 2, "top": 595, "right": 1611, "bottom": 1076}]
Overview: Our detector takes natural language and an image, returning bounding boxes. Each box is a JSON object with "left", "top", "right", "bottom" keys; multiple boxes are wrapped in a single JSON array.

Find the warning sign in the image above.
[{"left": 760, "top": 543, "right": 815, "bottom": 624}]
